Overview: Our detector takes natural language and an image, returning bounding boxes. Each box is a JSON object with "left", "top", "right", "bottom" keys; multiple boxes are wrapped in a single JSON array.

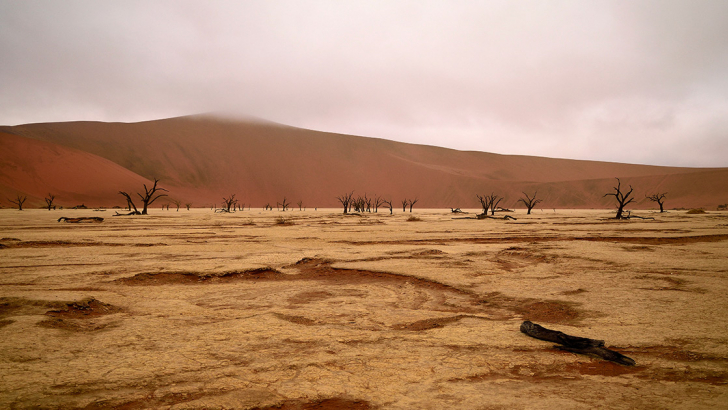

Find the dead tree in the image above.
[
  {"left": 297, "top": 200, "right": 304, "bottom": 211},
  {"left": 646, "top": 192, "right": 667, "bottom": 213},
  {"left": 604, "top": 178, "right": 634, "bottom": 219},
  {"left": 489, "top": 196, "right": 503, "bottom": 215},
  {"left": 382, "top": 199, "right": 393, "bottom": 215},
  {"left": 44, "top": 193, "right": 56, "bottom": 210},
  {"left": 476, "top": 193, "right": 502, "bottom": 216},
  {"left": 139, "top": 178, "right": 167, "bottom": 214},
  {"left": 408, "top": 198, "right": 419, "bottom": 212},
  {"left": 8, "top": 194, "right": 27, "bottom": 210},
  {"left": 336, "top": 192, "right": 354, "bottom": 214},
  {"left": 117, "top": 191, "right": 141, "bottom": 215},
  {"left": 277, "top": 197, "right": 290, "bottom": 211},
  {"left": 222, "top": 194, "right": 237, "bottom": 212},
  {"left": 353, "top": 196, "right": 365, "bottom": 212},
  {"left": 518, "top": 191, "right": 542, "bottom": 215},
  {"left": 476, "top": 194, "right": 493, "bottom": 215},
  {"left": 118, "top": 178, "right": 167, "bottom": 215},
  {"left": 185, "top": 203, "right": 192, "bottom": 211},
  {"left": 401, "top": 199, "right": 409, "bottom": 212},
  {"left": 374, "top": 195, "right": 386, "bottom": 213}
]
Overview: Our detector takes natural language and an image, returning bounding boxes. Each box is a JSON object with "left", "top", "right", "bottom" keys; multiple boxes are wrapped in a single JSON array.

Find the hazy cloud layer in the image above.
[{"left": 1, "top": 0, "right": 727, "bottom": 166}]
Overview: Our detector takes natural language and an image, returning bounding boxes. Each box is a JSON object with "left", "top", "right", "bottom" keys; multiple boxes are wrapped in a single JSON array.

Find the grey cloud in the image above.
[{"left": 1, "top": 0, "right": 726, "bottom": 166}]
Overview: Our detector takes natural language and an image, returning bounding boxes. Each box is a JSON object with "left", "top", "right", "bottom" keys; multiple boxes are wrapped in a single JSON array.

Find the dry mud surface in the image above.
[{"left": 1, "top": 208, "right": 727, "bottom": 409}]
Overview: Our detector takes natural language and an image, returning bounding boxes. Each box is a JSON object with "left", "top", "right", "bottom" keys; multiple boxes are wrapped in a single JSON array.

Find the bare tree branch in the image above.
[
  {"left": 408, "top": 198, "right": 419, "bottom": 213},
  {"left": 336, "top": 191, "right": 354, "bottom": 214},
  {"left": 44, "top": 193, "right": 56, "bottom": 210},
  {"left": 646, "top": 192, "right": 667, "bottom": 213},
  {"left": 221, "top": 194, "right": 237, "bottom": 212},
  {"left": 8, "top": 194, "right": 27, "bottom": 211},
  {"left": 604, "top": 178, "right": 635, "bottom": 219},
  {"left": 518, "top": 191, "right": 543, "bottom": 215}
]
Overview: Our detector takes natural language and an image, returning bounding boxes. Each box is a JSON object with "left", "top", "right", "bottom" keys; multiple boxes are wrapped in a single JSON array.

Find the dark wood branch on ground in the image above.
[
  {"left": 476, "top": 213, "right": 517, "bottom": 220},
  {"left": 58, "top": 217, "right": 104, "bottom": 223},
  {"left": 520, "top": 321, "right": 635, "bottom": 366},
  {"left": 113, "top": 210, "right": 141, "bottom": 216},
  {"left": 624, "top": 213, "right": 655, "bottom": 220},
  {"left": 450, "top": 208, "right": 466, "bottom": 213}
]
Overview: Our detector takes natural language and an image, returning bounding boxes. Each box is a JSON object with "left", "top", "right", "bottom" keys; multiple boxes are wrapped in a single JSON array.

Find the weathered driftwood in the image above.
[
  {"left": 113, "top": 210, "right": 141, "bottom": 216},
  {"left": 57, "top": 217, "right": 104, "bottom": 223},
  {"left": 476, "top": 213, "right": 517, "bottom": 221},
  {"left": 621, "top": 211, "right": 655, "bottom": 220},
  {"left": 520, "top": 321, "right": 635, "bottom": 366}
]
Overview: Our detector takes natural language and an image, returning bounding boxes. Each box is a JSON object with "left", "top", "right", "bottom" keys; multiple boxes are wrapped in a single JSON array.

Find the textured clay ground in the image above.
[{"left": 1, "top": 208, "right": 727, "bottom": 409}]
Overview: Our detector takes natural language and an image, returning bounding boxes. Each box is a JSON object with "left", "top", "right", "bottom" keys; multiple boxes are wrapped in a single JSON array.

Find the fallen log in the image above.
[
  {"left": 57, "top": 217, "right": 104, "bottom": 223},
  {"left": 113, "top": 211, "right": 141, "bottom": 216},
  {"left": 520, "top": 320, "right": 635, "bottom": 366},
  {"left": 476, "top": 213, "right": 517, "bottom": 221},
  {"left": 620, "top": 211, "right": 655, "bottom": 220}
]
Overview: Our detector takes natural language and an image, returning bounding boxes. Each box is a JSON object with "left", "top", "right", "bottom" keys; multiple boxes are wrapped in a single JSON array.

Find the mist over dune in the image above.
[{"left": 1, "top": 115, "right": 726, "bottom": 210}]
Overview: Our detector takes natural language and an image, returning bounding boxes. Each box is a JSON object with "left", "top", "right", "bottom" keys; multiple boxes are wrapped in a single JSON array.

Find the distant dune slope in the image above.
[
  {"left": 0, "top": 131, "right": 152, "bottom": 207},
  {"left": 1, "top": 115, "right": 726, "bottom": 209}
]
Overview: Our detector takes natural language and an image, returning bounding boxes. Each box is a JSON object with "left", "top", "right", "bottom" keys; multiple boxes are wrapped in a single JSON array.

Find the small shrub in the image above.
[
  {"left": 406, "top": 215, "right": 422, "bottom": 222},
  {"left": 275, "top": 216, "right": 294, "bottom": 225},
  {"left": 686, "top": 208, "right": 706, "bottom": 214}
]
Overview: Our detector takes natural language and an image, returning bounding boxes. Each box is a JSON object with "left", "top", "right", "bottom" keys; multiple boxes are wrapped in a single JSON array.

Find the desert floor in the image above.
[{"left": 1, "top": 208, "right": 727, "bottom": 409}]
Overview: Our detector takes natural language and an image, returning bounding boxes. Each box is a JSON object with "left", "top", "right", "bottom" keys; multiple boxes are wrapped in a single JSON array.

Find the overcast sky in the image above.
[{"left": 1, "top": 1, "right": 727, "bottom": 167}]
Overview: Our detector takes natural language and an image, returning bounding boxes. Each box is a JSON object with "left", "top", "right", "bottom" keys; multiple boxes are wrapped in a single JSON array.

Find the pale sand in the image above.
[{"left": 1, "top": 208, "right": 726, "bottom": 409}]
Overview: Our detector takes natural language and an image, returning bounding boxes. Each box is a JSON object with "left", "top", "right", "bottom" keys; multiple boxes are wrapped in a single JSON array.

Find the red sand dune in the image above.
[
  {"left": 1, "top": 114, "right": 726, "bottom": 210},
  {"left": 0, "top": 131, "right": 152, "bottom": 207}
]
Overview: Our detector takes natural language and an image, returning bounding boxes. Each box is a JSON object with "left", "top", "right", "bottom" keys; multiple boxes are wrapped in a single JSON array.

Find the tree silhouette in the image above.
[
  {"left": 374, "top": 195, "right": 386, "bottom": 213},
  {"left": 382, "top": 199, "right": 393, "bottom": 215},
  {"left": 277, "top": 197, "right": 290, "bottom": 211},
  {"left": 477, "top": 193, "right": 502, "bottom": 216},
  {"left": 476, "top": 194, "right": 492, "bottom": 215},
  {"left": 8, "top": 194, "right": 27, "bottom": 210},
  {"left": 646, "top": 192, "right": 667, "bottom": 213},
  {"left": 118, "top": 192, "right": 140, "bottom": 214},
  {"left": 336, "top": 191, "right": 354, "bottom": 214},
  {"left": 222, "top": 194, "right": 237, "bottom": 212},
  {"left": 604, "top": 178, "right": 634, "bottom": 219},
  {"left": 408, "top": 198, "right": 419, "bottom": 212},
  {"left": 44, "top": 193, "right": 56, "bottom": 210},
  {"left": 139, "top": 179, "right": 167, "bottom": 214},
  {"left": 518, "top": 191, "right": 542, "bottom": 215},
  {"left": 118, "top": 178, "right": 167, "bottom": 215}
]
